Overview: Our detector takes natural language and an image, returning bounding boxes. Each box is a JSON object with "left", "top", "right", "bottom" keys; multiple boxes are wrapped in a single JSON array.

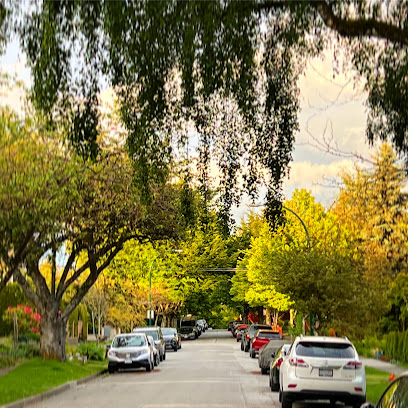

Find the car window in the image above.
[
  {"left": 135, "top": 329, "right": 159, "bottom": 340},
  {"left": 296, "top": 342, "right": 355, "bottom": 358},
  {"left": 113, "top": 336, "right": 145, "bottom": 348},
  {"left": 182, "top": 321, "right": 196, "bottom": 327},
  {"left": 378, "top": 377, "right": 408, "bottom": 408},
  {"left": 162, "top": 328, "right": 176, "bottom": 335},
  {"left": 258, "top": 332, "right": 281, "bottom": 339}
]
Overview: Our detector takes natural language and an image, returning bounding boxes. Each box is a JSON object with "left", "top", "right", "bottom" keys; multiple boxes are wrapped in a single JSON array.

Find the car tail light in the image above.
[
  {"left": 276, "top": 357, "right": 283, "bottom": 367},
  {"left": 344, "top": 361, "right": 362, "bottom": 370},
  {"left": 246, "top": 334, "right": 250, "bottom": 339},
  {"left": 288, "top": 384, "right": 297, "bottom": 388},
  {"left": 355, "top": 387, "right": 363, "bottom": 392},
  {"left": 289, "top": 358, "right": 309, "bottom": 367}
]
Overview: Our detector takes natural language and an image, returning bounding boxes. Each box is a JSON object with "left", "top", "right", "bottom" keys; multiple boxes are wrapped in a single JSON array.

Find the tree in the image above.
[
  {"left": 84, "top": 281, "right": 108, "bottom": 338},
  {"left": 2, "top": 1, "right": 408, "bottom": 222},
  {"left": 0, "top": 110, "right": 182, "bottom": 360}
]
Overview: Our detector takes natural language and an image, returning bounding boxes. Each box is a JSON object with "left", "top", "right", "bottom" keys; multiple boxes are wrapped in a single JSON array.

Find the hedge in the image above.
[{"left": 383, "top": 331, "right": 408, "bottom": 363}]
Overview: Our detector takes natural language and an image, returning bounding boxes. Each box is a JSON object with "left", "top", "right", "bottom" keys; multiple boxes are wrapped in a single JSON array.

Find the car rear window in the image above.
[
  {"left": 258, "top": 332, "right": 281, "bottom": 339},
  {"left": 250, "top": 325, "right": 271, "bottom": 334},
  {"left": 296, "top": 341, "right": 355, "bottom": 358},
  {"left": 135, "top": 329, "right": 159, "bottom": 340}
]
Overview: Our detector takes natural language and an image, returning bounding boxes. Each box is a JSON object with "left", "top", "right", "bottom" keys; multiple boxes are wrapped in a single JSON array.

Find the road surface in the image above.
[{"left": 31, "top": 330, "right": 360, "bottom": 408}]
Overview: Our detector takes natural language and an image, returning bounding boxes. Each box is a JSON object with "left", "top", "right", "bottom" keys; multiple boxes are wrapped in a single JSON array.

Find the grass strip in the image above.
[
  {"left": 366, "top": 366, "right": 391, "bottom": 403},
  {"left": 0, "top": 358, "right": 106, "bottom": 405}
]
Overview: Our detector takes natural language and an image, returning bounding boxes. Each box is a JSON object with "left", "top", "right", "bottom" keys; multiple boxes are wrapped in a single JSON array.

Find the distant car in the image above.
[
  {"left": 269, "top": 344, "right": 291, "bottom": 389},
  {"left": 197, "top": 319, "right": 207, "bottom": 333},
  {"left": 180, "top": 316, "right": 199, "bottom": 339},
  {"left": 280, "top": 335, "right": 366, "bottom": 408},
  {"left": 241, "top": 324, "right": 272, "bottom": 352},
  {"left": 249, "top": 330, "right": 283, "bottom": 358},
  {"left": 360, "top": 371, "right": 408, "bottom": 407},
  {"left": 236, "top": 324, "right": 248, "bottom": 342},
  {"left": 227, "top": 321, "right": 235, "bottom": 331},
  {"left": 258, "top": 340, "right": 288, "bottom": 374},
  {"left": 162, "top": 327, "right": 181, "bottom": 351},
  {"left": 231, "top": 320, "right": 244, "bottom": 337},
  {"left": 147, "top": 335, "right": 160, "bottom": 366},
  {"left": 133, "top": 326, "right": 166, "bottom": 361},
  {"left": 107, "top": 332, "right": 154, "bottom": 373}
]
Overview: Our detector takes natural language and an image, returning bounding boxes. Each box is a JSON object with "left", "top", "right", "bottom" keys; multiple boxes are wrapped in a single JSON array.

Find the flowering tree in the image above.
[{"left": 4, "top": 305, "right": 41, "bottom": 335}]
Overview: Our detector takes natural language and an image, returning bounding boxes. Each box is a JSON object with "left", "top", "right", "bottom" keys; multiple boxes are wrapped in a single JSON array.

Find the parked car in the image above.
[
  {"left": 241, "top": 324, "right": 272, "bottom": 352},
  {"left": 236, "top": 324, "right": 248, "bottom": 342},
  {"left": 147, "top": 335, "right": 160, "bottom": 366},
  {"left": 269, "top": 344, "right": 291, "bottom": 388},
  {"left": 258, "top": 340, "right": 288, "bottom": 374},
  {"left": 280, "top": 335, "right": 366, "bottom": 408},
  {"left": 197, "top": 319, "right": 207, "bottom": 333},
  {"left": 162, "top": 327, "right": 181, "bottom": 351},
  {"left": 249, "top": 329, "right": 283, "bottom": 358},
  {"left": 180, "top": 316, "right": 199, "bottom": 339},
  {"left": 133, "top": 326, "right": 166, "bottom": 361},
  {"left": 231, "top": 320, "right": 244, "bottom": 337},
  {"left": 227, "top": 320, "right": 235, "bottom": 331},
  {"left": 361, "top": 371, "right": 408, "bottom": 407},
  {"left": 107, "top": 332, "right": 154, "bottom": 373}
]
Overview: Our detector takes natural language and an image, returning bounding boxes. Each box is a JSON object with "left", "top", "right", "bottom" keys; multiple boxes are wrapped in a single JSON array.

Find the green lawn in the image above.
[
  {"left": 366, "top": 366, "right": 391, "bottom": 403},
  {"left": 0, "top": 358, "right": 106, "bottom": 405}
]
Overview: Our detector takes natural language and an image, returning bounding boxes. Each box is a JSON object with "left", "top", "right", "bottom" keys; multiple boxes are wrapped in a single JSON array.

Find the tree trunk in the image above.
[{"left": 40, "top": 312, "right": 67, "bottom": 361}]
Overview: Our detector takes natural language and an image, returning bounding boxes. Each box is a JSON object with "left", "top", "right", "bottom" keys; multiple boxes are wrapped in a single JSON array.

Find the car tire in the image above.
[
  {"left": 163, "top": 352, "right": 166, "bottom": 361},
  {"left": 250, "top": 349, "right": 255, "bottom": 358},
  {"left": 108, "top": 364, "right": 116, "bottom": 374},
  {"left": 173, "top": 346, "right": 178, "bottom": 352},
  {"left": 281, "top": 394, "right": 292, "bottom": 408},
  {"left": 154, "top": 354, "right": 159, "bottom": 366},
  {"left": 240, "top": 342, "right": 244, "bottom": 351},
  {"left": 271, "top": 374, "right": 279, "bottom": 391},
  {"left": 261, "top": 367, "right": 267, "bottom": 375},
  {"left": 146, "top": 362, "right": 152, "bottom": 372},
  {"left": 279, "top": 388, "right": 282, "bottom": 402},
  {"left": 160, "top": 352, "right": 163, "bottom": 361}
]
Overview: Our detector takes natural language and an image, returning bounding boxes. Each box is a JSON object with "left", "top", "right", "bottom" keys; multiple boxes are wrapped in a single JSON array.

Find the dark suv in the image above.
[
  {"left": 133, "top": 326, "right": 166, "bottom": 361},
  {"left": 241, "top": 323, "right": 272, "bottom": 352}
]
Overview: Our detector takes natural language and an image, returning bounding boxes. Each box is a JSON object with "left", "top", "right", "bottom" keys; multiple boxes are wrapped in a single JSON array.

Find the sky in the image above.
[{"left": 0, "top": 39, "right": 378, "bottom": 221}]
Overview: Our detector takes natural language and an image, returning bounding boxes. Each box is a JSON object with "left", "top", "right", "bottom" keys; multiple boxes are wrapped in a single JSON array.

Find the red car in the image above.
[{"left": 249, "top": 330, "right": 282, "bottom": 358}]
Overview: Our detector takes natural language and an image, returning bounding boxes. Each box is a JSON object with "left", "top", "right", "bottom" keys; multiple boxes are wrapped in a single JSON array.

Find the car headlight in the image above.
[{"left": 108, "top": 350, "right": 117, "bottom": 357}]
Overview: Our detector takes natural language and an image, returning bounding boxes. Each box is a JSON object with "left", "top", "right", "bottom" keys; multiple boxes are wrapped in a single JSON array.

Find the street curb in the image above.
[{"left": 1, "top": 369, "right": 108, "bottom": 408}]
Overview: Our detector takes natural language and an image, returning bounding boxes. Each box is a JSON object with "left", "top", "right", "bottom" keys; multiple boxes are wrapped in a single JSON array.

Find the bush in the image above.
[
  {"left": 11, "top": 343, "right": 40, "bottom": 359},
  {"left": 77, "top": 342, "right": 105, "bottom": 361},
  {"left": 0, "top": 355, "right": 16, "bottom": 369},
  {"left": 18, "top": 333, "right": 40, "bottom": 343}
]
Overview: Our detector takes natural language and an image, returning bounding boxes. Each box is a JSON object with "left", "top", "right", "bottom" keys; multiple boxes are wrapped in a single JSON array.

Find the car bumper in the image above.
[
  {"left": 108, "top": 358, "right": 150, "bottom": 370},
  {"left": 282, "top": 390, "right": 365, "bottom": 405}
]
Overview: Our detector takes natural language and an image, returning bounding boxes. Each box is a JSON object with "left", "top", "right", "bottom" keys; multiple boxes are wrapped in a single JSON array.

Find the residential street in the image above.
[{"left": 31, "top": 330, "right": 360, "bottom": 408}]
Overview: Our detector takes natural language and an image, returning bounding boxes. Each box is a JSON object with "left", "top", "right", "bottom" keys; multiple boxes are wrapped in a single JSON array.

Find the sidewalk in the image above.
[{"left": 361, "top": 357, "right": 407, "bottom": 376}]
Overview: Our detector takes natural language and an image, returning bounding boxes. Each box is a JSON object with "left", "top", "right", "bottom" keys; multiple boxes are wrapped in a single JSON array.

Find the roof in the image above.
[{"left": 296, "top": 335, "right": 352, "bottom": 344}]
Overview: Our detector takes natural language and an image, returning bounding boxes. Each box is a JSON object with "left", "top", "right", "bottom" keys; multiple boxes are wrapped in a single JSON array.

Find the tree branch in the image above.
[
  {"left": 313, "top": 1, "right": 408, "bottom": 46},
  {"left": 257, "top": 1, "right": 408, "bottom": 46},
  {"left": 13, "top": 269, "right": 42, "bottom": 311}
]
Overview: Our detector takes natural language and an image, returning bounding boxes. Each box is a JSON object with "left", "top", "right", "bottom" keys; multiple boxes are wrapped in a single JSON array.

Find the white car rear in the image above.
[{"left": 279, "top": 336, "right": 366, "bottom": 408}]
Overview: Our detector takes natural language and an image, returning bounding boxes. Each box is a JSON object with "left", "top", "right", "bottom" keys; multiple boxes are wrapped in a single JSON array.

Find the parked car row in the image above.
[
  {"left": 107, "top": 326, "right": 182, "bottom": 374},
  {"left": 244, "top": 333, "right": 367, "bottom": 408},
  {"left": 180, "top": 316, "right": 208, "bottom": 340}
]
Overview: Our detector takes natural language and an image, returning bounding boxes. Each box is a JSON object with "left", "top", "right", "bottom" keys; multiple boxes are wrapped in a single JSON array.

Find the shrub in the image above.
[
  {"left": 0, "top": 355, "right": 16, "bottom": 369},
  {"left": 11, "top": 343, "right": 40, "bottom": 359},
  {"left": 77, "top": 342, "right": 105, "bottom": 361},
  {"left": 3, "top": 305, "right": 40, "bottom": 335}
]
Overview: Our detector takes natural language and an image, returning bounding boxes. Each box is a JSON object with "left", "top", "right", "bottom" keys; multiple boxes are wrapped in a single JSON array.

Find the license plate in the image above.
[
  {"left": 124, "top": 358, "right": 132, "bottom": 364},
  {"left": 319, "top": 369, "right": 333, "bottom": 377}
]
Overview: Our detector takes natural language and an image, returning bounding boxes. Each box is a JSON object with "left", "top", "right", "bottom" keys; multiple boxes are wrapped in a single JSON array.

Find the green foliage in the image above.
[
  {"left": 0, "top": 356, "right": 15, "bottom": 369},
  {"left": 3, "top": 305, "right": 40, "bottom": 335},
  {"left": 77, "top": 342, "right": 105, "bottom": 361},
  {"left": 382, "top": 331, "right": 408, "bottom": 364},
  {"left": 287, "top": 312, "right": 304, "bottom": 338}
]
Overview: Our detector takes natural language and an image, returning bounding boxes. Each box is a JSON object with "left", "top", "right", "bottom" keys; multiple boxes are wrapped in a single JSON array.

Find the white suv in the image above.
[{"left": 279, "top": 336, "right": 366, "bottom": 408}]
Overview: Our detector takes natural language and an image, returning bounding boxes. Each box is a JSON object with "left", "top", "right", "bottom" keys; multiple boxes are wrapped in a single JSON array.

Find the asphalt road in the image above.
[{"left": 31, "top": 330, "right": 360, "bottom": 408}]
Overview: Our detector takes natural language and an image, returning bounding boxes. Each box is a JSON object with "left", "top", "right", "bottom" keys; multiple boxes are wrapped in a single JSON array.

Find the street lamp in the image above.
[{"left": 148, "top": 249, "right": 183, "bottom": 327}]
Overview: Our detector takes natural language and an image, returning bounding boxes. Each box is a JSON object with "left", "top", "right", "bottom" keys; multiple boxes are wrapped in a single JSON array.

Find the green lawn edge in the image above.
[
  {"left": 366, "top": 366, "right": 391, "bottom": 404},
  {"left": 0, "top": 358, "right": 107, "bottom": 405}
]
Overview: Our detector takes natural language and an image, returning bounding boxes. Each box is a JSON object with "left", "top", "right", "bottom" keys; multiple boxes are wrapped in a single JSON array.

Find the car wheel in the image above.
[
  {"left": 173, "top": 346, "right": 178, "bottom": 352},
  {"left": 159, "top": 352, "right": 163, "bottom": 361},
  {"left": 240, "top": 342, "right": 244, "bottom": 351},
  {"left": 281, "top": 394, "right": 292, "bottom": 408},
  {"left": 146, "top": 362, "right": 152, "bottom": 372},
  {"left": 108, "top": 364, "right": 116, "bottom": 374},
  {"left": 261, "top": 367, "right": 267, "bottom": 375},
  {"left": 250, "top": 349, "right": 255, "bottom": 358},
  {"left": 154, "top": 354, "right": 159, "bottom": 366},
  {"left": 163, "top": 352, "right": 166, "bottom": 361},
  {"left": 279, "top": 388, "right": 282, "bottom": 402},
  {"left": 271, "top": 375, "right": 279, "bottom": 391}
]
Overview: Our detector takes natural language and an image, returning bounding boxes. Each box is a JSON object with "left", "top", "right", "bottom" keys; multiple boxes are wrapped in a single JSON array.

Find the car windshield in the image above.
[
  {"left": 162, "top": 328, "right": 176, "bottom": 335},
  {"left": 113, "top": 336, "right": 145, "bottom": 348},
  {"left": 258, "top": 332, "right": 281, "bottom": 339},
  {"left": 135, "top": 329, "right": 159, "bottom": 340},
  {"left": 296, "top": 342, "right": 355, "bottom": 358},
  {"left": 182, "top": 321, "right": 196, "bottom": 326}
]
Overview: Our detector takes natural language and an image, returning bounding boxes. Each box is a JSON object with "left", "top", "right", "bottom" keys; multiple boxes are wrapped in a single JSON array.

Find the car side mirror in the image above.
[
  {"left": 360, "top": 403, "right": 375, "bottom": 408},
  {"left": 106, "top": 344, "right": 111, "bottom": 350}
]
